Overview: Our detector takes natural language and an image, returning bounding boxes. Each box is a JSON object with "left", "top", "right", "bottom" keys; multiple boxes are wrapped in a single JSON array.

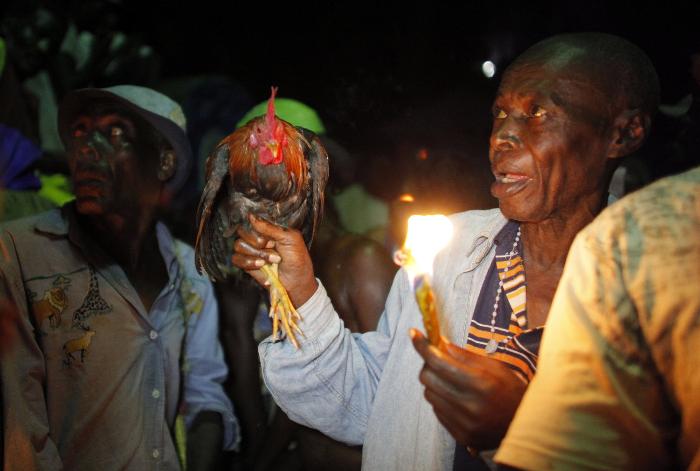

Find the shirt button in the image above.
[
  {"left": 152, "top": 388, "right": 160, "bottom": 399},
  {"left": 149, "top": 330, "right": 158, "bottom": 340},
  {"left": 152, "top": 448, "right": 160, "bottom": 459}
]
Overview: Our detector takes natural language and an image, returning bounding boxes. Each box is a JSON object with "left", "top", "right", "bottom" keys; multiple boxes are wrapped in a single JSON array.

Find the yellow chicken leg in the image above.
[{"left": 261, "top": 263, "right": 303, "bottom": 349}]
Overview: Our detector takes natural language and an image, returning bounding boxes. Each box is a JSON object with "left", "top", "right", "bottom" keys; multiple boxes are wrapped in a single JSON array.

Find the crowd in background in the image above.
[{"left": 1, "top": 2, "right": 699, "bottom": 470}]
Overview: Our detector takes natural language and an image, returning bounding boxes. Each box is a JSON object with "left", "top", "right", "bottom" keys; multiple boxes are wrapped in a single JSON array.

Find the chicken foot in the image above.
[{"left": 261, "top": 263, "right": 303, "bottom": 349}]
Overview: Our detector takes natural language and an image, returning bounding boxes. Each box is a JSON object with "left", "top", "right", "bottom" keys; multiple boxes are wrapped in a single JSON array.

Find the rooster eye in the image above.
[
  {"left": 493, "top": 108, "right": 507, "bottom": 119},
  {"left": 110, "top": 126, "right": 124, "bottom": 138}
]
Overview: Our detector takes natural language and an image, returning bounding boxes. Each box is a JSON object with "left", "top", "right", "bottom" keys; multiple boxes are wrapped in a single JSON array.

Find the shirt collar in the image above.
[
  {"left": 33, "top": 204, "right": 71, "bottom": 236},
  {"left": 33, "top": 204, "right": 97, "bottom": 252},
  {"left": 463, "top": 211, "right": 509, "bottom": 272},
  {"left": 155, "top": 221, "right": 180, "bottom": 282},
  {"left": 34, "top": 203, "right": 181, "bottom": 284}
]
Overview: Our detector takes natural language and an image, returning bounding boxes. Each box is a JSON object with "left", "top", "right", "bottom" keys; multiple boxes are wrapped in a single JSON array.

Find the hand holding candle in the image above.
[{"left": 396, "top": 215, "right": 453, "bottom": 346}]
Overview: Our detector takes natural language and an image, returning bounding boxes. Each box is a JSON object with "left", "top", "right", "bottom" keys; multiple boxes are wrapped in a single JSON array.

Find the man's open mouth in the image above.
[
  {"left": 491, "top": 172, "right": 532, "bottom": 199},
  {"left": 495, "top": 173, "right": 529, "bottom": 184}
]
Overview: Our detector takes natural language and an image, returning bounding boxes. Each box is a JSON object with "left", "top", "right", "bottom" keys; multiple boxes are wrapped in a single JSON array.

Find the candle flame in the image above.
[{"left": 400, "top": 215, "right": 453, "bottom": 279}]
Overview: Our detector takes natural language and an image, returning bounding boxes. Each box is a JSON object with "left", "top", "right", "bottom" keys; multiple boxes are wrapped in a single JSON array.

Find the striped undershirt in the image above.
[{"left": 464, "top": 221, "right": 543, "bottom": 382}]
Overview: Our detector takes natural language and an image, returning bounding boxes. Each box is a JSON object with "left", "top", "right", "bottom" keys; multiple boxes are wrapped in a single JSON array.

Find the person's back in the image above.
[{"left": 496, "top": 166, "right": 700, "bottom": 470}]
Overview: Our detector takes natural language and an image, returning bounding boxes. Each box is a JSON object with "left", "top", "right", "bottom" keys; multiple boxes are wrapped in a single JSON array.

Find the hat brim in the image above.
[{"left": 58, "top": 88, "right": 192, "bottom": 194}]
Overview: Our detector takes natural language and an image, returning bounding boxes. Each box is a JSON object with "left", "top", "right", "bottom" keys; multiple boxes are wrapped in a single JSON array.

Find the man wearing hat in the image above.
[{"left": 0, "top": 85, "right": 237, "bottom": 470}]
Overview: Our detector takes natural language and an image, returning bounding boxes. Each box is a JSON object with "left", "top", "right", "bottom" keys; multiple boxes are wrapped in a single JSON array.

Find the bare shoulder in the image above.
[{"left": 341, "top": 235, "right": 394, "bottom": 272}]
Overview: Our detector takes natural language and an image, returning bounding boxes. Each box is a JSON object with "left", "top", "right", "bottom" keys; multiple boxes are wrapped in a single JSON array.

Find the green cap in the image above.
[{"left": 236, "top": 97, "right": 325, "bottom": 134}]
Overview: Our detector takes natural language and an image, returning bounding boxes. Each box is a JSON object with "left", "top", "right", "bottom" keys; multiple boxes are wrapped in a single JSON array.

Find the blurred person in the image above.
[
  {"left": 0, "top": 36, "right": 55, "bottom": 222},
  {"left": 232, "top": 33, "right": 659, "bottom": 470},
  {"left": 0, "top": 85, "right": 237, "bottom": 470},
  {"left": 496, "top": 166, "right": 700, "bottom": 470}
]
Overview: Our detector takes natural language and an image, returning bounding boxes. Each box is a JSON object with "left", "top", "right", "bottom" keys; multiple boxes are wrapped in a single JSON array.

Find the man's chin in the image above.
[
  {"left": 75, "top": 198, "right": 107, "bottom": 216},
  {"left": 497, "top": 200, "right": 541, "bottom": 223}
]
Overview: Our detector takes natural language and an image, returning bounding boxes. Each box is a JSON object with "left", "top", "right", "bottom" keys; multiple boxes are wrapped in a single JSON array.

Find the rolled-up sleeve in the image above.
[
  {"left": 259, "top": 271, "right": 406, "bottom": 445},
  {"left": 183, "top": 277, "right": 239, "bottom": 450}
]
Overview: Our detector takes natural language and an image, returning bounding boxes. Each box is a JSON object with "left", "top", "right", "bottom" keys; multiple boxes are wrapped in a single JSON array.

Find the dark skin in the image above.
[
  {"left": 231, "top": 50, "right": 650, "bottom": 455},
  {"left": 411, "top": 54, "right": 650, "bottom": 450},
  {"left": 68, "top": 109, "right": 173, "bottom": 310},
  {"left": 316, "top": 234, "right": 396, "bottom": 333},
  {"left": 410, "top": 330, "right": 527, "bottom": 451},
  {"left": 67, "top": 106, "right": 222, "bottom": 470},
  {"left": 216, "top": 280, "right": 268, "bottom": 470}
]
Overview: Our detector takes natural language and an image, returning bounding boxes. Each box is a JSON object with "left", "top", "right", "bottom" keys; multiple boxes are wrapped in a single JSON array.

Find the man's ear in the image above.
[
  {"left": 607, "top": 109, "right": 650, "bottom": 159},
  {"left": 158, "top": 148, "right": 177, "bottom": 182}
]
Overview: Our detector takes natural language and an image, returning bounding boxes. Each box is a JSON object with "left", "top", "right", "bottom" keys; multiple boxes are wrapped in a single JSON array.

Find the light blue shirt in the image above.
[
  {"left": 259, "top": 209, "right": 507, "bottom": 470},
  {"left": 0, "top": 206, "right": 238, "bottom": 471}
]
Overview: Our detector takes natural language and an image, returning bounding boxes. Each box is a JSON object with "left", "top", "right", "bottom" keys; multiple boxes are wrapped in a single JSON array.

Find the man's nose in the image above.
[
  {"left": 77, "top": 142, "right": 99, "bottom": 161},
  {"left": 75, "top": 131, "right": 108, "bottom": 161},
  {"left": 491, "top": 117, "right": 523, "bottom": 153}
]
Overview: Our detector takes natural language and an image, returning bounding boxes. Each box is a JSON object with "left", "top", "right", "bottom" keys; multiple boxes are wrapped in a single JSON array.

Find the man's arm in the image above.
[
  {"left": 215, "top": 280, "right": 266, "bottom": 468},
  {"left": 342, "top": 237, "right": 396, "bottom": 333},
  {"left": 0, "top": 233, "right": 63, "bottom": 470},
  {"left": 182, "top": 270, "right": 239, "bottom": 468},
  {"left": 186, "top": 411, "right": 223, "bottom": 471},
  {"left": 233, "top": 216, "right": 399, "bottom": 444}
]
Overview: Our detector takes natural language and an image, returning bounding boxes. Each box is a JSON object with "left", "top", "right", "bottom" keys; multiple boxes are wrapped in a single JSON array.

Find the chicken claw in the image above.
[{"left": 261, "top": 263, "right": 303, "bottom": 349}]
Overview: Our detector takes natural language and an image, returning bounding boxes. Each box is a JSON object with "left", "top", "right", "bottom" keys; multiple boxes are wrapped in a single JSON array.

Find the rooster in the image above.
[{"left": 195, "top": 87, "right": 329, "bottom": 348}]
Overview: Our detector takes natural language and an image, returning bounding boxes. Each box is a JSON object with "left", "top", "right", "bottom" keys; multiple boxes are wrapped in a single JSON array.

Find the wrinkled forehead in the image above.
[
  {"left": 498, "top": 56, "right": 616, "bottom": 125},
  {"left": 504, "top": 43, "right": 619, "bottom": 96},
  {"left": 500, "top": 50, "right": 609, "bottom": 95}
]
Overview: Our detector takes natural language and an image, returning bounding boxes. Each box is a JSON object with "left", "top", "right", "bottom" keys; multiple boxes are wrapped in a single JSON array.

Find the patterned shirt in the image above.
[
  {"left": 496, "top": 166, "right": 700, "bottom": 470},
  {"left": 464, "top": 221, "right": 542, "bottom": 382},
  {"left": 0, "top": 205, "right": 238, "bottom": 471}
]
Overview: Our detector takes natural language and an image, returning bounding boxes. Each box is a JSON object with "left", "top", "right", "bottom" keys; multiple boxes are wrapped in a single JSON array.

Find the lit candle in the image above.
[{"left": 396, "top": 215, "right": 453, "bottom": 346}]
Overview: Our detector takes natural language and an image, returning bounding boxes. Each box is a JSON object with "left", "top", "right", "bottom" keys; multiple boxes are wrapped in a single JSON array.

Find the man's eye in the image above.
[
  {"left": 530, "top": 105, "right": 546, "bottom": 118},
  {"left": 494, "top": 108, "right": 508, "bottom": 119},
  {"left": 110, "top": 126, "right": 124, "bottom": 137}
]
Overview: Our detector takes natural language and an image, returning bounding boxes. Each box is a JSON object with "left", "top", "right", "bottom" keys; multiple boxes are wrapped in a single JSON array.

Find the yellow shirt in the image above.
[{"left": 496, "top": 166, "right": 700, "bottom": 471}]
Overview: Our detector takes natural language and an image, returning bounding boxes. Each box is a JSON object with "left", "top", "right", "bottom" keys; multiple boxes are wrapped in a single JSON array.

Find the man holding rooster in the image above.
[{"left": 233, "top": 33, "right": 659, "bottom": 470}]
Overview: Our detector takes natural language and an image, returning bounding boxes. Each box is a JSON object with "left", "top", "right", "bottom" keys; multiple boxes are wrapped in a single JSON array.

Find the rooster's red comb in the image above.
[{"left": 266, "top": 86, "right": 278, "bottom": 129}]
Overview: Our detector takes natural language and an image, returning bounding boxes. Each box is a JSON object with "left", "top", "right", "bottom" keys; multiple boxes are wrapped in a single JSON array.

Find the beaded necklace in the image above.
[{"left": 484, "top": 226, "right": 521, "bottom": 355}]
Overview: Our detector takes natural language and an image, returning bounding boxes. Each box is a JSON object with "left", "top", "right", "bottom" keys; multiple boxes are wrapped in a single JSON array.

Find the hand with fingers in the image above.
[
  {"left": 232, "top": 215, "right": 319, "bottom": 310},
  {"left": 410, "top": 329, "right": 526, "bottom": 452}
]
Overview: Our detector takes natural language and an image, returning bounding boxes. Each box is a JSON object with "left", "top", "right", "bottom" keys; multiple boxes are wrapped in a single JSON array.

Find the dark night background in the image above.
[
  {"left": 2, "top": 0, "right": 700, "bottom": 214},
  {"left": 2, "top": 3, "right": 700, "bottom": 468}
]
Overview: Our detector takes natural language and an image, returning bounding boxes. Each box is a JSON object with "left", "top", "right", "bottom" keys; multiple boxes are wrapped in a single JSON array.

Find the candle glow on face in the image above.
[{"left": 402, "top": 215, "right": 453, "bottom": 279}]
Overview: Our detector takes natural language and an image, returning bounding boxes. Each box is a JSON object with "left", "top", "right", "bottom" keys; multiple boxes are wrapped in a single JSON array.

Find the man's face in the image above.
[
  {"left": 489, "top": 60, "right": 614, "bottom": 222},
  {"left": 66, "top": 106, "right": 163, "bottom": 217}
]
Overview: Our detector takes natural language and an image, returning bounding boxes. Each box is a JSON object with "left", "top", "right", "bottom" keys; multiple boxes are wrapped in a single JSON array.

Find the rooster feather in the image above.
[{"left": 195, "top": 88, "right": 329, "bottom": 284}]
